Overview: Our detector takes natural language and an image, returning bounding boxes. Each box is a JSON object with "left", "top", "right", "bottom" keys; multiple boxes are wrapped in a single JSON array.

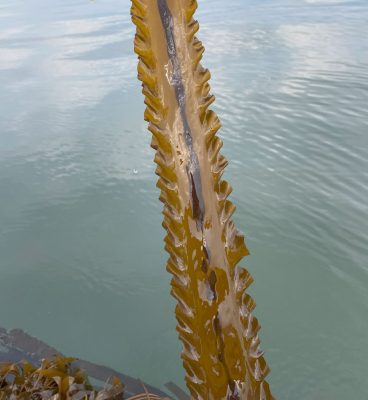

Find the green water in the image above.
[{"left": 1, "top": 0, "right": 368, "bottom": 398}]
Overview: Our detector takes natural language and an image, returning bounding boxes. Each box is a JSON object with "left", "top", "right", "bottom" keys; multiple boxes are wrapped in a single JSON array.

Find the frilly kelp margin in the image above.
[{"left": 131, "top": 0, "right": 273, "bottom": 398}]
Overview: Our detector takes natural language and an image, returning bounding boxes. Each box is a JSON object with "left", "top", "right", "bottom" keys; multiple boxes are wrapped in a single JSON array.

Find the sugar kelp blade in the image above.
[{"left": 131, "top": 1, "right": 274, "bottom": 399}]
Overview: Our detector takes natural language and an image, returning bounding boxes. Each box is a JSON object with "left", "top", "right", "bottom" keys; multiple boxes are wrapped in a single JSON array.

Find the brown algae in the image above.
[{"left": 131, "top": 1, "right": 274, "bottom": 399}]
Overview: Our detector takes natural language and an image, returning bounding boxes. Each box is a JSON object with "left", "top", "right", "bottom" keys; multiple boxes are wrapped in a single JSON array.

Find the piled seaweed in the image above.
[
  {"left": 0, "top": 357, "right": 173, "bottom": 400},
  {"left": 0, "top": 356, "right": 124, "bottom": 399},
  {"left": 0, "top": 328, "right": 179, "bottom": 400}
]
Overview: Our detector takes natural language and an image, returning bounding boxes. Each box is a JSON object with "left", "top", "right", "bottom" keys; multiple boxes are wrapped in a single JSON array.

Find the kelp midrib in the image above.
[
  {"left": 157, "top": 0, "right": 205, "bottom": 225},
  {"left": 131, "top": 0, "right": 273, "bottom": 399},
  {"left": 155, "top": 1, "right": 251, "bottom": 392}
]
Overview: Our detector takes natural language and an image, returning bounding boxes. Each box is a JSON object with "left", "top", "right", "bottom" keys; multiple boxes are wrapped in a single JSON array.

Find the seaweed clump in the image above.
[{"left": 0, "top": 356, "right": 124, "bottom": 400}]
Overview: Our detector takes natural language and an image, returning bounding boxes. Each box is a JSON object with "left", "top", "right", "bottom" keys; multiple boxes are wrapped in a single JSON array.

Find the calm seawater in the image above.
[{"left": 1, "top": 0, "right": 368, "bottom": 398}]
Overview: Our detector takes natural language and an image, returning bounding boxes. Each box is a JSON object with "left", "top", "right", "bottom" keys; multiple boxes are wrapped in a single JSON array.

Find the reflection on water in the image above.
[{"left": 0, "top": 0, "right": 367, "bottom": 398}]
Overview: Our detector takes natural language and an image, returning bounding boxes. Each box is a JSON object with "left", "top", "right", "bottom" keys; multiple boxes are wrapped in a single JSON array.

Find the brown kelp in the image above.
[
  {"left": 131, "top": 1, "right": 273, "bottom": 399},
  {"left": 0, "top": 356, "right": 174, "bottom": 400}
]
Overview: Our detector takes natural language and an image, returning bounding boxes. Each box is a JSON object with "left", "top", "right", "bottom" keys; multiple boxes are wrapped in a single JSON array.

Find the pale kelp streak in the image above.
[{"left": 130, "top": 1, "right": 273, "bottom": 399}]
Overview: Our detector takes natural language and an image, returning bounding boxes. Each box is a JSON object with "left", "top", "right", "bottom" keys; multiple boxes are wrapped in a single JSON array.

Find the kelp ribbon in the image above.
[{"left": 131, "top": 1, "right": 274, "bottom": 399}]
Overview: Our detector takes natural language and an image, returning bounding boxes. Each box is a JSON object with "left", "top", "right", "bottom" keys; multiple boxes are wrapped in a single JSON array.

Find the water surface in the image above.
[{"left": 1, "top": 0, "right": 368, "bottom": 398}]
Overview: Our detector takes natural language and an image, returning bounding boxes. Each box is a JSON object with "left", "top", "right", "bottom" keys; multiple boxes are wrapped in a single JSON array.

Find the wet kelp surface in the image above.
[{"left": 131, "top": 1, "right": 273, "bottom": 399}]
